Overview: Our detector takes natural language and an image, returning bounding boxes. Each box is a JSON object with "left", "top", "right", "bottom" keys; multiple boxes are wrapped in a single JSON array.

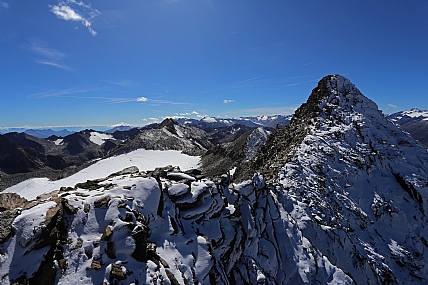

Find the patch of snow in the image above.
[
  {"left": 54, "top": 138, "right": 63, "bottom": 145},
  {"left": 89, "top": 132, "right": 113, "bottom": 145},
  {"left": 167, "top": 183, "right": 190, "bottom": 196},
  {"left": 167, "top": 172, "right": 196, "bottom": 181},
  {"left": 174, "top": 125, "right": 184, "bottom": 138}
]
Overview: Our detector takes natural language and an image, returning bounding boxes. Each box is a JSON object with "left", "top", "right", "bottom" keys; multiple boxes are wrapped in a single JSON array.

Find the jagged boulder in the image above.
[{"left": 0, "top": 209, "right": 20, "bottom": 243}]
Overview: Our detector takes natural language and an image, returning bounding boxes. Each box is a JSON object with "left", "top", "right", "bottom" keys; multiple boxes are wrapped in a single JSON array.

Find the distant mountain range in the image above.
[
  {"left": 0, "top": 128, "right": 74, "bottom": 138},
  {"left": 2, "top": 110, "right": 427, "bottom": 148}
]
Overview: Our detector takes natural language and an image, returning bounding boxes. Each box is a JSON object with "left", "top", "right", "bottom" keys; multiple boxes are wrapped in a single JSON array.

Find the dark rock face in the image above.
[
  {"left": 0, "top": 209, "right": 20, "bottom": 243},
  {"left": 0, "top": 135, "right": 48, "bottom": 174},
  {"left": 0, "top": 129, "right": 121, "bottom": 189},
  {"left": 201, "top": 127, "right": 270, "bottom": 179},
  {"left": 206, "top": 124, "right": 255, "bottom": 145},
  {"left": 201, "top": 129, "right": 253, "bottom": 178},
  {"left": 63, "top": 132, "right": 92, "bottom": 156},
  {"left": 3, "top": 132, "right": 46, "bottom": 153}
]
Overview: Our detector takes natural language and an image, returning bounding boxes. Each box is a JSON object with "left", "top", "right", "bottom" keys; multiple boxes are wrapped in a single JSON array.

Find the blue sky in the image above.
[{"left": 1, "top": 0, "right": 428, "bottom": 129}]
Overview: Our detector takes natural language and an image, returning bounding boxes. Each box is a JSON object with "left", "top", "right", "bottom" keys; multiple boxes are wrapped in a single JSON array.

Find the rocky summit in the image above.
[{"left": 1, "top": 75, "right": 428, "bottom": 285}]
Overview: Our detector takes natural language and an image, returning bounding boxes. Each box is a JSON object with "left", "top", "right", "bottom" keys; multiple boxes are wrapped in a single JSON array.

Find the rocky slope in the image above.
[
  {"left": 1, "top": 75, "right": 428, "bottom": 284},
  {"left": 108, "top": 118, "right": 212, "bottom": 157},
  {"left": 0, "top": 134, "right": 67, "bottom": 174},
  {"left": 0, "top": 130, "right": 121, "bottom": 191},
  {"left": 201, "top": 127, "right": 270, "bottom": 178},
  {"left": 387, "top": 108, "right": 428, "bottom": 148}
]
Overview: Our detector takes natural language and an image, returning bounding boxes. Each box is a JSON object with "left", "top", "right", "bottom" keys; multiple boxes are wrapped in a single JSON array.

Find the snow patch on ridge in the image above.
[{"left": 89, "top": 132, "right": 113, "bottom": 145}]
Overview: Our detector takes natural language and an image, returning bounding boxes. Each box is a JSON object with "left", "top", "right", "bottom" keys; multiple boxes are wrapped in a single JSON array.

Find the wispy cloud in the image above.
[
  {"left": 105, "top": 80, "right": 139, "bottom": 88},
  {"left": 388, "top": 104, "right": 397, "bottom": 110},
  {"left": 107, "top": 97, "right": 191, "bottom": 105},
  {"left": 149, "top": 99, "right": 191, "bottom": 105},
  {"left": 0, "top": 1, "right": 8, "bottom": 8},
  {"left": 30, "top": 88, "right": 90, "bottom": 98},
  {"left": 223, "top": 99, "right": 235, "bottom": 104},
  {"left": 30, "top": 88, "right": 191, "bottom": 106},
  {"left": 50, "top": 0, "right": 100, "bottom": 36},
  {"left": 35, "top": 60, "right": 72, "bottom": 71},
  {"left": 284, "top": 79, "right": 319, "bottom": 87},
  {"left": 29, "top": 39, "right": 72, "bottom": 71}
]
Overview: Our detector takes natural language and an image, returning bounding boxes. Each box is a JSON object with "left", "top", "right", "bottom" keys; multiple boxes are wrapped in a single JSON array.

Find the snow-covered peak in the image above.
[
  {"left": 317, "top": 74, "right": 380, "bottom": 118},
  {"left": 325, "top": 74, "right": 358, "bottom": 94},
  {"left": 401, "top": 108, "right": 428, "bottom": 119},
  {"left": 237, "top": 75, "right": 428, "bottom": 284},
  {"left": 388, "top": 108, "right": 428, "bottom": 123}
]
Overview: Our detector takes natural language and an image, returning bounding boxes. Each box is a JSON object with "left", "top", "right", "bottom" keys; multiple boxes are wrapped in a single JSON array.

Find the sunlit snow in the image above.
[
  {"left": 89, "top": 132, "right": 113, "bottom": 145},
  {"left": 4, "top": 149, "right": 200, "bottom": 200}
]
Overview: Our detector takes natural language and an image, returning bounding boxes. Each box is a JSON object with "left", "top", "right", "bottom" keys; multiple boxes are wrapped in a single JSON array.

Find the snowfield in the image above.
[{"left": 4, "top": 149, "right": 200, "bottom": 200}]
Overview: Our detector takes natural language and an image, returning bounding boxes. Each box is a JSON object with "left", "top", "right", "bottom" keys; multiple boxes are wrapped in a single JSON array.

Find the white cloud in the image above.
[
  {"left": 137, "top": 96, "right": 148, "bottom": 102},
  {"left": 285, "top": 79, "right": 319, "bottom": 87},
  {"left": 149, "top": 99, "right": 191, "bottom": 105},
  {"left": 111, "top": 122, "right": 130, "bottom": 127},
  {"left": 1, "top": 1, "right": 9, "bottom": 8},
  {"left": 388, "top": 104, "right": 397, "bottom": 109},
  {"left": 50, "top": 0, "right": 100, "bottom": 36},
  {"left": 30, "top": 88, "right": 96, "bottom": 98},
  {"left": 51, "top": 5, "right": 83, "bottom": 21},
  {"left": 174, "top": 111, "right": 201, "bottom": 118},
  {"left": 223, "top": 99, "right": 235, "bottom": 104}
]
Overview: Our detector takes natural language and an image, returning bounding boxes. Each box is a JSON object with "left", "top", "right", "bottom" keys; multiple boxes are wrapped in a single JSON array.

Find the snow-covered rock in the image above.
[{"left": 236, "top": 74, "right": 428, "bottom": 284}]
